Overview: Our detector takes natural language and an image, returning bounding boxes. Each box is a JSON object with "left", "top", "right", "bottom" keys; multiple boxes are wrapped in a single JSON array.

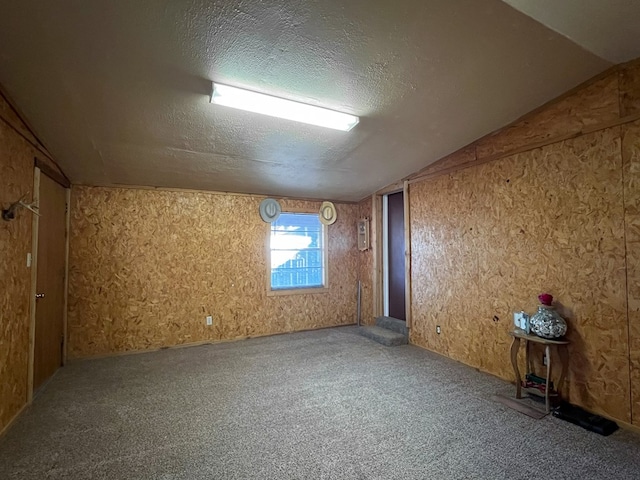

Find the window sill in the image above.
[{"left": 267, "top": 286, "right": 329, "bottom": 297}]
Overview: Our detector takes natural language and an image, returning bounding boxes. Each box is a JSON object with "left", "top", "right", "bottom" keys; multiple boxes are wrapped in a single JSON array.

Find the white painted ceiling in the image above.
[
  {"left": 0, "top": 1, "right": 621, "bottom": 201},
  {"left": 503, "top": 0, "right": 640, "bottom": 64}
]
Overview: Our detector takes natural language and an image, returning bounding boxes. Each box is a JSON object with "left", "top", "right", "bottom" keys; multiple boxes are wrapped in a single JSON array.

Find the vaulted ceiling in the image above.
[{"left": 0, "top": 1, "right": 637, "bottom": 201}]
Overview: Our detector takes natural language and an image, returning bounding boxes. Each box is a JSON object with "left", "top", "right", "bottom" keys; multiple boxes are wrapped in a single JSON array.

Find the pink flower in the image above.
[{"left": 538, "top": 293, "right": 553, "bottom": 306}]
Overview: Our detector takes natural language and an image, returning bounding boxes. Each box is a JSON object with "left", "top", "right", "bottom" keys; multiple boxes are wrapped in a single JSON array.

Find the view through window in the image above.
[{"left": 270, "top": 213, "right": 325, "bottom": 290}]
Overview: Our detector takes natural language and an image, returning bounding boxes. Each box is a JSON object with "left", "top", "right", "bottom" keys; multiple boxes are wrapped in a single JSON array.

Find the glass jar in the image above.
[{"left": 529, "top": 305, "right": 567, "bottom": 339}]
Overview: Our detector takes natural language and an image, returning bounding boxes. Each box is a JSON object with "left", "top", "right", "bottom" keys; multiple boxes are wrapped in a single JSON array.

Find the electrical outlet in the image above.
[
  {"left": 436, "top": 325, "right": 441, "bottom": 335},
  {"left": 206, "top": 315, "right": 213, "bottom": 326}
]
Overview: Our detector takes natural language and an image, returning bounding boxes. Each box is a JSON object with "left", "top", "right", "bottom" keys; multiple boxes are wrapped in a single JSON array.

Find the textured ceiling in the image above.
[
  {"left": 0, "top": 0, "right": 613, "bottom": 201},
  {"left": 503, "top": 0, "right": 640, "bottom": 63}
]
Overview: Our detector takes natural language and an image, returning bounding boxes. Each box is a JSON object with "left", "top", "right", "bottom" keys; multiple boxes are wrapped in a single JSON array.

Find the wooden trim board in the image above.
[
  {"left": 97, "top": 183, "right": 359, "bottom": 205},
  {"left": 0, "top": 403, "right": 28, "bottom": 439},
  {"left": 62, "top": 188, "right": 70, "bottom": 365},
  {"left": 375, "top": 181, "right": 404, "bottom": 196},
  {"left": 408, "top": 110, "right": 640, "bottom": 186},
  {"left": 68, "top": 323, "right": 358, "bottom": 361},
  {"left": 27, "top": 167, "right": 40, "bottom": 404},
  {"left": 371, "top": 194, "right": 383, "bottom": 318},
  {"left": 34, "top": 157, "right": 70, "bottom": 188},
  {"left": 403, "top": 181, "right": 412, "bottom": 329}
]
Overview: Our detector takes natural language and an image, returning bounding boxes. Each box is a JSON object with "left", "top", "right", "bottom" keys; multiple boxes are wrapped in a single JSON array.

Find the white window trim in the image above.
[{"left": 265, "top": 209, "right": 329, "bottom": 297}]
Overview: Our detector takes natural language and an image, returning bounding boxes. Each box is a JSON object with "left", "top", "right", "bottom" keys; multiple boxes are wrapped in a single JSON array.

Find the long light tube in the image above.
[{"left": 211, "top": 83, "right": 359, "bottom": 131}]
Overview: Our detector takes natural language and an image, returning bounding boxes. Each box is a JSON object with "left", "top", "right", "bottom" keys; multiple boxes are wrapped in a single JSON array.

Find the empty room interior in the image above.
[{"left": 3, "top": 1, "right": 640, "bottom": 478}]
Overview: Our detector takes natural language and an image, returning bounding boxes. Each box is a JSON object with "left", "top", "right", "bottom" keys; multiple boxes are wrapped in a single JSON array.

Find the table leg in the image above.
[
  {"left": 525, "top": 340, "right": 532, "bottom": 375},
  {"left": 510, "top": 336, "right": 522, "bottom": 399},
  {"left": 556, "top": 344, "right": 569, "bottom": 395},
  {"left": 545, "top": 345, "right": 552, "bottom": 413}
]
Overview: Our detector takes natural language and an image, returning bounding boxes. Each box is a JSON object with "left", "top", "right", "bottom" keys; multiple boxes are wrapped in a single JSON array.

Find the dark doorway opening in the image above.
[{"left": 386, "top": 191, "right": 405, "bottom": 321}]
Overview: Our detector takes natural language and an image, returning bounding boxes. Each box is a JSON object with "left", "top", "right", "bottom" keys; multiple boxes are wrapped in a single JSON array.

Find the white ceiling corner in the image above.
[{"left": 502, "top": 0, "right": 640, "bottom": 63}]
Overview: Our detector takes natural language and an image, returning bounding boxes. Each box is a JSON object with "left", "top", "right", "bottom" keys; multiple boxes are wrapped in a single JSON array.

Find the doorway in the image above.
[
  {"left": 32, "top": 169, "right": 68, "bottom": 392},
  {"left": 383, "top": 191, "right": 406, "bottom": 321}
]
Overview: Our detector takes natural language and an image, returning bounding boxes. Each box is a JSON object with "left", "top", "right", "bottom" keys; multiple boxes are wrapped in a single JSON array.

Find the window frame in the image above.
[{"left": 265, "top": 208, "right": 329, "bottom": 296}]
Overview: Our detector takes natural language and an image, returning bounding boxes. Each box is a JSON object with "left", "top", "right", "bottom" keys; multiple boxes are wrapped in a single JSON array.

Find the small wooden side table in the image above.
[{"left": 509, "top": 329, "right": 569, "bottom": 413}]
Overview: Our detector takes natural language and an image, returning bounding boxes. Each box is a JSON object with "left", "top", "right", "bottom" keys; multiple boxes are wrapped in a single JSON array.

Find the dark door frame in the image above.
[{"left": 372, "top": 181, "right": 412, "bottom": 328}]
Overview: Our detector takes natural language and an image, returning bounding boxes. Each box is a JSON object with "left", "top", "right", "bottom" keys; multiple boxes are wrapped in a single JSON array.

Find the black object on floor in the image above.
[{"left": 552, "top": 402, "right": 619, "bottom": 436}]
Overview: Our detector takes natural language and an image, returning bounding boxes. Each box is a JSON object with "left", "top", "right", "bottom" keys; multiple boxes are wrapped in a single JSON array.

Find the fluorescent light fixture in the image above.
[{"left": 211, "top": 83, "right": 359, "bottom": 131}]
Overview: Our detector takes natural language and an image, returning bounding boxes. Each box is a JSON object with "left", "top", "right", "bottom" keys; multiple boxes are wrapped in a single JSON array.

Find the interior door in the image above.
[
  {"left": 387, "top": 191, "right": 406, "bottom": 321},
  {"left": 33, "top": 172, "right": 67, "bottom": 391}
]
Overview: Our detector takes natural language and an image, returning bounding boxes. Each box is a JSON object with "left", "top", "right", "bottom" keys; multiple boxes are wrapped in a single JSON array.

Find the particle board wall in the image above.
[
  {"left": 0, "top": 97, "right": 36, "bottom": 433},
  {"left": 67, "top": 187, "right": 359, "bottom": 358},
  {"left": 405, "top": 59, "right": 640, "bottom": 425},
  {"left": 623, "top": 120, "right": 640, "bottom": 426},
  {"left": 358, "top": 198, "right": 374, "bottom": 325},
  {"left": 621, "top": 62, "right": 640, "bottom": 118}
]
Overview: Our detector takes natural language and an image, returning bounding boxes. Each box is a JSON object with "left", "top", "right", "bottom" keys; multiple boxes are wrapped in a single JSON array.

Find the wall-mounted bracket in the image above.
[{"left": 2, "top": 195, "right": 40, "bottom": 221}]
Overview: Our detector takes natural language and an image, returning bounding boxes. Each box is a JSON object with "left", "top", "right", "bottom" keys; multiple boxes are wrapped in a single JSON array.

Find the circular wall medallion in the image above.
[
  {"left": 259, "top": 198, "right": 282, "bottom": 223},
  {"left": 319, "top": 201, "right": 337, "bottom": 225}
]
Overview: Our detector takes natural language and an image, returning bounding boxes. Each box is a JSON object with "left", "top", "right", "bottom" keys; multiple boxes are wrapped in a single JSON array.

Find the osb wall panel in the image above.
[
  {"left": 358, "top": 198, "right": 373, "bottom": 325},
  {"left": 623, "top": 120, "right": 640, "bottom": 427},
  {"left": 68, "top": 187, "right": 359, "bottom": 358},
  {"left": 409, "top": 169, "right": 483, "bottom": 368},
  {"left": 620, "top": 62, "right": 640, "bottom": 118},
  {"left": 475, "top": 74, "right": 620, "bottom": 160},
  {"left": 410, "top": 128, "right": 630, "bottom": 422},
  {"left": 0, "top": 101, "right": 34, "bottom": 432}
]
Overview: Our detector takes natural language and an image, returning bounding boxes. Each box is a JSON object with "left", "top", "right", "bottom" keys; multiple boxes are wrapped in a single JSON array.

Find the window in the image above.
[{"left": 269, "top": 212, "right": 327, "bottom": 293}]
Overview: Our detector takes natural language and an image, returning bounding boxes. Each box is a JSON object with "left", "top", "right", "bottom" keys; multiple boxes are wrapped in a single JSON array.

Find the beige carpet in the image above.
[{"left": 1, "top": 326, "right": 640, "bottom": 479}]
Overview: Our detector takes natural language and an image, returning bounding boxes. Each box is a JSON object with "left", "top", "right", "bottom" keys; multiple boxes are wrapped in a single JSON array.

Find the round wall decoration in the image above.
[
  {"left": 259, "top": 198, "right": 282, "bottom": 223},
  {"left": 319, "top": 201, "right": 337, "bottom": 225}
]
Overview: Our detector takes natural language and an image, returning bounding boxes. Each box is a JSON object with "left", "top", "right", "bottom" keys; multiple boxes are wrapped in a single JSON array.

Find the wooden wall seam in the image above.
[
  {"left": 620, "top": 125, "right": 633, "bottom": 424},
  {"left": 97, "top": 183, "right": 360, "bottom": 205},
  {"left": 622, "top": 119, "right": 640, "bottom": 426},
  {"left": 409, "top": 111, "right": 640, "bottom": 185}
]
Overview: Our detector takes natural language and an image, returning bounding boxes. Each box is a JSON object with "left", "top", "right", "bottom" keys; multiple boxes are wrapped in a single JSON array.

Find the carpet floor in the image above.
[{"left": 1, "top": 326, "right": 640, "bottom": 479}]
